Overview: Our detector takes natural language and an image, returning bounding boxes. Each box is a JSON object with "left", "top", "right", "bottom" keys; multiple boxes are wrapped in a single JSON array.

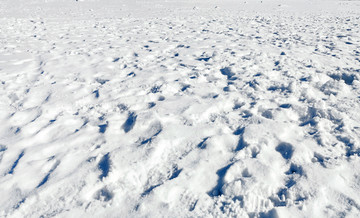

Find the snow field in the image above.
[{"left": 1, "top": 0, "right": 360, "bottom": 217}]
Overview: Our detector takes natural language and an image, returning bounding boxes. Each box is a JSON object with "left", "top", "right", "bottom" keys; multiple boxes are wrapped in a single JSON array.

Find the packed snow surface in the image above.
[{"left": 1, "top": 0, "right": 360, "bottom": 217}]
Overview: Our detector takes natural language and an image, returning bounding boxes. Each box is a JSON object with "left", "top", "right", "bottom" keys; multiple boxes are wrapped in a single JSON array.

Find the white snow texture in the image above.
[{"left": 1, "top": 0, "right": 360, "bottom": 217}]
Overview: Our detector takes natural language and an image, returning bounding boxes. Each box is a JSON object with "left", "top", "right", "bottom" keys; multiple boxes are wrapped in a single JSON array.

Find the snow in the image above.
[{"left": 1, "top": 0, "right": 360, "bottom": 217}]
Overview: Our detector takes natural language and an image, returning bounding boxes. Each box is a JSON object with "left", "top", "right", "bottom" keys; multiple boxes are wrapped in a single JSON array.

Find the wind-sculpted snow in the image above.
[{"left": 1, "top": 0, "right": 360, "bottom": 217}]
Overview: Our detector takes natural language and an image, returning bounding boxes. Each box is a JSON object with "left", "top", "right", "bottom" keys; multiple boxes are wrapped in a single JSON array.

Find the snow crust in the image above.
[{"left": 1, "top": 0, "right": 360, "bottom": 217}]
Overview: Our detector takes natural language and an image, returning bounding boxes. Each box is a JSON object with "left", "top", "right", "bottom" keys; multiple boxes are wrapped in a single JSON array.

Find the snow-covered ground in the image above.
[{"left": 1, "top": 0, "right": 360, "bottom": 217}]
